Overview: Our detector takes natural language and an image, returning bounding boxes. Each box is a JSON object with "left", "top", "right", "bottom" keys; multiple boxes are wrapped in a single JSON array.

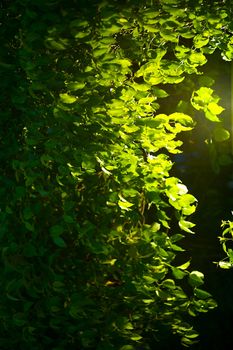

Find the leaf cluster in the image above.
[{"left": 1, "top": 0, "right": 231, "bottom": 349}]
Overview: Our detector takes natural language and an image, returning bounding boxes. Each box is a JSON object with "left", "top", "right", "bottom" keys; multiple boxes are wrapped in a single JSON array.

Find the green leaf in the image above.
[
  {"left": 170, "top": 243, "right": 185, "bottom": 252},
  {"left": 142, "top": 299, "right": 155, "bottom": 304},
  {"left": 188, "top": 271, "right": 204, "bottom": 287},
  {"left": 184, "top": 330, "right": 199, "bottom": 339},
  {"left": 218, "top": 261, "right": 232, "bottom": 269},
  {"left": 160, "top": 28, "right": 178, "bottom": 43},
  {"left": 143, "top": 275, "right": 156, "bottom": 284},
  {"left": 205, "top": 110, "right": 221, "bottom": 122},
  {"left": 191, "top": 87, "right": 213, "bottom": 110},
  {"left": 151, "top": 87, "right": 169, "bottom": 98},
  {"left": 122, "top": 124, "right": 140, "bottom": 133},
  {"left": 189, "top": 52, "right": 207, "bottom": 65},
  {"left": 213, "top": 127, "right": 230, "bottom": 142},
  {"left": 177, "top": 260, "right": 191, "bottom": 270},
  {"left": 13, "top": 313, "right": 26, "bottom": 327},
  {"left": 46, "top": 39, "right": 67, "bottom": 50},
  {"left": 194, "top": 288, "right": 212, "bottom": 299},
  {"left": 118, "top": 200, "right": 134, "bottom": 211},
  {"left": 162, "top": 279, "right": 176, "bottom": 289},
  {"left": 130, "top": 334, "right": 142, "bottom": 341},
  {"left": 169, "top": 113, "right": 194, "bottom": 127},
  {"left": 193, "top": 34, "right": 209, "bottom": 48},
  {"left": 179, "top": 219, "right": 195, "bottom": 233},
  {"left": 170, "top": 234, "right": 185, "bottom": 243},
  {"left": 50, "top": 225, "right": 64, "bottom": 236},
  {"left": 52, "top": 236, "right": 67, "bottom": 248},
  {"left": 50, "top": 225, "right": 66, "bottom": 248},
  {"left": 171, "top": 267, "right": 187, "bottom": 279},
  {"left": 131, "top": 82, "right": 151, "bottom": 91},
  {"left": 59, "top": 93, "right": 77, "bottom": 104},
  {"left": 67, "top": 82, "right": 85, "bottom": 90},
  {"left": 207, "top": 102, "right": 225, "bottom": 115}
]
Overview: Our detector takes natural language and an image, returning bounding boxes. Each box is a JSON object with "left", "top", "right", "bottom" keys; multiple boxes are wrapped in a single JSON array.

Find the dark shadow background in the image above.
[{"left": 170, "top": 53, "right": 233, "bottom": 350}]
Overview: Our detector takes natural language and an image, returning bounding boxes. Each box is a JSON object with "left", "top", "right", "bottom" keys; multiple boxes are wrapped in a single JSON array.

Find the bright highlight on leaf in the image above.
[
  {"left": 59, "top": 93, "right": 77, "bottom": 104},
  {"left": 118, "top": 200, "right": 134, "bottom": 210}
]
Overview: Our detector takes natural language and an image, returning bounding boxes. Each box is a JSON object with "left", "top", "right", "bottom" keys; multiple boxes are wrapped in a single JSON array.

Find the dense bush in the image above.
[{"left": 0, "top": 1, "right": 232, "bottom": 348}]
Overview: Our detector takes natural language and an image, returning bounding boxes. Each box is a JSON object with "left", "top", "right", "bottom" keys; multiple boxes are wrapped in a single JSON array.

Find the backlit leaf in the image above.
[
  {"left": 177, "top": 260, "right": 191, "bottom": 270},
  {"left": 207, "top": 102, "right": 224, "bottom": 115},
  {"left": 188, "top": 271, "right": 204, "bottom": 287},
  {"left": 118, "top": 200, "right": 134, "bottom": 210},
  {"left": 59, "top": 93, "right": 77, "bottom": 104},
  {"left": 213, "top": 127, "right": 230, "bottom": 142},
  {"left": 179, "top": 220, "right": 195, "bottom": 233}
]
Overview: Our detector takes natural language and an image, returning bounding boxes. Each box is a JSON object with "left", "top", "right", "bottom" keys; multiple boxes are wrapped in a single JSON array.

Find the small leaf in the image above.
[
  {"left": 213, "top": 127, "right": 230, "bottom": 142},
  {"left": 170, "top": 243, "right": 185, "bottom": 252},
  {"left": 131, "top": 82, "right": 151, "bottom": 91},
  {"left": 171, "top": 267, "right": 187, "bottom": 279},
  {"left": 142, "top": 299, "right": 155, "bottom": 304},
  {"left": 122, "top": 124, "right": 140, "bottom": 133},
  {"left": 177, "top": 260, "right": 191, "bottom": 270},
  {"left": 205, "top": 110, "right": 221, "bottom": 122},
  {"left": 162, "top": 279, "right": 176, "bottom": 288},
  {"left": 193, "top": 34, "right": 209, "bottom": 48},
  {"left": 102, "top": 259, "right": 117, "bottom": 266},
  {"left": 143, "top": 275, "right": 156, "bottom": 284},
  {"left": 218, "top": 261, "right": 232, "bottom": 269},
  {"left": 188, "top": 271, "right": 204, "bottom": 287},
  {"left": 207, "top": 102, "right": 225, "bottom": 115},
  {"left": 184, "top": 330, "right": 199, "bottom": 339},
  {"left": 59, "top": 93, "right": 76, "bottom": 104},
  {"left": 120, "top": 346, "right": 135, "bottom": 350},
  {"left": 130, "top": 334, "right": 142, "bottom": 341},
  {"left": 194, "top": 288, "right": 212, "bottom": 299},
  {"left": 179, "top": 220, "right": 195, "bottom": 233},
  {"left": 118, "top": 200, "right": 134, "bottom": 211},
  {"left": 189, "top": 52, "right": 207, "bottom": 65},
  {"left": 170, "top": 234, "right": 185, "bottom": 243},
  {"left": 67, "top": 82, "right": 85, "bottom": 90},
  {"left": 52, "top": 236, "right": 67, "bottom": 248}
]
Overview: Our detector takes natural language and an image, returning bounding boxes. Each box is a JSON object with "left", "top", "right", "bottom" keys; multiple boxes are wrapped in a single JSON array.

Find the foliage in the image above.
[
  {"left": 0, "top": 0, "right": 232, "bottom": 349},
  {"left": 218, "top": 219, "right": 233, "bottom": 269}
]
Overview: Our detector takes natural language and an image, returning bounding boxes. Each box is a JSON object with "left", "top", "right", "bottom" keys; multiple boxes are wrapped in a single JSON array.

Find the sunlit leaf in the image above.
[
  {"left": 189, "top": 52, "right": 207, "bottom": 65},
  {"left": 179, "top": 220, "right": 195, "bottom": 233},
  {"left": 207, "top": 102, "right": 225, "bottom": 115},
  {"left": 218, "top": 261, "right": 232, "bottom": 269},
  {"left": 177, "top": 260, "right": 191, "bottom": 270},
  {"left": 205, "top": 110, "right": 221, "bottom": 122},
  {"left": 193, "top": 34, "right": 209, "bottom": 48},
  {"left": 130, "top": 334, "right": 142, "bottom": 341},
  {"left": 171, "top": 267, "right": 187, "bottom": 279},
  {"left": 118, "top": 200, "right": 134, "bottom": 210},
  {"left": 188, "top": 271, "right": 204, "bottom": 287},
  {"left": 59, "top": 93, "right": 77, "bottom": 104}
]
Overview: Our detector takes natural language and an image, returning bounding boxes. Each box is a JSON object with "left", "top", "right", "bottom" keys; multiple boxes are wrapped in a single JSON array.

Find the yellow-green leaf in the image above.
[
  {"left": 118, "top": 200, "right": 134, "bottom": 210},
  {"left": 59, "top": 93, "right": 77, "bottom": 104},
  {"left": 207, "top": 102, "right": 225, "bottom": 115},
  {"left": 177, "top": 260, "right": 191, "bottom": 270}
]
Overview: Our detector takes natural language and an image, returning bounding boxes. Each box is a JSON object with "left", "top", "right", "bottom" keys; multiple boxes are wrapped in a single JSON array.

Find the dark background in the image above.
[{"left": 171, "top": 54, "right": 233, "bottom": 350}]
